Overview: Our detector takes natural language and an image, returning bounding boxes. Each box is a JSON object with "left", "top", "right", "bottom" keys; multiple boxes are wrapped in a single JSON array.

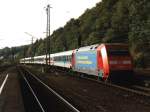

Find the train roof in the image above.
[
  {"left": 20, "top": 43, "right": 129, "bottom": 60},
  {"left": 51, "top": 50, "right": 73, "bottom": 57},
  {"left": 75, "top": 44, "right": 99, "bottom": 52},
  {"left": 75, "top": 43, "right": 129, "bottom": 52},
  {"left": 34, "top": 55, "right": 46, "bottom": 59},
  {"left": 20, "top": 55, "right": 46, "bottom": 61},
  {"left": 20, "top": 57, "right": 31, "bottom": 61}
]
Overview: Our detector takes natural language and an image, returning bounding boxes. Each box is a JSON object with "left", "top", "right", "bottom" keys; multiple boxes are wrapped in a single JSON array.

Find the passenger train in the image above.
[{"left": 20, "top": 43, "right": 133, "bottom": 81}]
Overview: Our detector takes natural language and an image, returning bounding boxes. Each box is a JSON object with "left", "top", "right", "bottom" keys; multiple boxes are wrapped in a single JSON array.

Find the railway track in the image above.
[
  {"left": 18, "top": 66, "right": 80, "bottom": 112},
  {"left": 131, "top": 85, "right": 150, "bottom": 93},
  {"left": 18, "top": 65, "right": 150, "bottom": 111},
  {"left": 78, "top": 74, "right": 150, "bottom": 97},
  {"left": 53, "top": 67, "right": 150, "bottom": 97}
]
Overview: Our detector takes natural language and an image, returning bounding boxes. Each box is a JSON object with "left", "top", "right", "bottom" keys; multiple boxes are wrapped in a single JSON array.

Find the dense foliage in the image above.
[{"left": 0, "top": 0, "right": 149, "bottom": 68}]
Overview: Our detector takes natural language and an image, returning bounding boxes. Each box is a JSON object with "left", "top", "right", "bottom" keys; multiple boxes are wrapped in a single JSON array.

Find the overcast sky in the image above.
[{"left": 0, "top": 0, "right": 100, "bottom": 49}]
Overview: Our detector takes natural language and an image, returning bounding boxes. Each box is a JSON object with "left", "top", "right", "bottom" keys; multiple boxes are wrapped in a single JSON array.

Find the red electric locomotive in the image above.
[{"left": 72, "top": 43, "right": 133, "bottom": 82}]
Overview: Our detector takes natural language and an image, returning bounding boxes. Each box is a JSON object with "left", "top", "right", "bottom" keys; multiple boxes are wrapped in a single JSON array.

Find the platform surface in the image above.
[{"left": 0, "top": 68, "right": 25, "bottom": 112}]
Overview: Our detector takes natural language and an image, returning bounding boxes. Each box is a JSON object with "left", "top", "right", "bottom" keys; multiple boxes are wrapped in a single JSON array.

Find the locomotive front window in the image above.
[{"left": 108, "top": 50, "right": 130, "bottom": 56}]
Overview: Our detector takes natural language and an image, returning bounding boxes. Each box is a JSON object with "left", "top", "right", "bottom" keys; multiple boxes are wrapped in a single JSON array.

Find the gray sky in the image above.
[{"left": 0, "top": 0, "right": 100, "bottom": 48}]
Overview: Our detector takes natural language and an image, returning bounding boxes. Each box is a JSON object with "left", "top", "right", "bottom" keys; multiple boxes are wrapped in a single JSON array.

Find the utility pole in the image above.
[
  {"left": 11, "top": 47, "right": 14, "bottom": 64},
  {"left": 46, "top": 4, "right": 52, "bottom": 66},
  {"left": 24, "top": 32, "right": 36, "bottom": 63},
  {"left": 23, "top": 46, "right": 26, "bottom": 64},
  {"left": 45, "top": 6, "right": 48, "bottom": 66}
]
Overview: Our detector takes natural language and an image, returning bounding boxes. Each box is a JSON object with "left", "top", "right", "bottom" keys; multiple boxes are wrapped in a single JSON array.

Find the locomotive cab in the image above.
[{"left": 99, "top": 44, "right": 134, "bottom": 83}]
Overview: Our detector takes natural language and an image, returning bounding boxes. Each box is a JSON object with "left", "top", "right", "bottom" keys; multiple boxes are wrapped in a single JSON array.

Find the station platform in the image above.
[{"left": 0, "top": 68, "right": 25, "bottom": 112}]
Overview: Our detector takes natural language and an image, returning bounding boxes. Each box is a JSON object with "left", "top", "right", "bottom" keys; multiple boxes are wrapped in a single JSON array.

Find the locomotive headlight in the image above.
[
  {"left": 123, "top": 60, "right": 131, "bottom": 64},
  {"left": 109, "top": 61, "right": 117, "bottom": 64}
]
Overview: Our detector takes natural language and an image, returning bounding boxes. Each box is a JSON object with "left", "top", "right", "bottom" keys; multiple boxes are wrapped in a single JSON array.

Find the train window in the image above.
[
  {"left": 95, "top": 46, "right": 98, "bottom": 49},
  {"left": 67, "top": 56, "right": 69, "bottom": 61},
  {"left": 61, "top": 56, "right": 62, "bottom": 61},
  {"left": 108, "top": 50, "right": 130, "bottom": 56},
  {"left": 63, "top": 56, "right": 65, "bottom": 61}
]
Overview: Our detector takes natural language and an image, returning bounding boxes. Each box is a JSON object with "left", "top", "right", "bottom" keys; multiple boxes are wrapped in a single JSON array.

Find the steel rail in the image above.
[
  {"left": 23, "top": 76, "right": 46, "bottom": 112},
  {"left": 23, "top": 67, "right": 80, "bottom": 112},
  {"left": 81, "top": 76, "right": 150, "bottom": 97},
  {"left": 132, "top": 85, "right": 150, "bottom": 92},
  {"left": 19, "top": 69, "right": 46, "bottom": 112},
  {"left": 54, "top": 68, "right": 150, "bottom": 97}
]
